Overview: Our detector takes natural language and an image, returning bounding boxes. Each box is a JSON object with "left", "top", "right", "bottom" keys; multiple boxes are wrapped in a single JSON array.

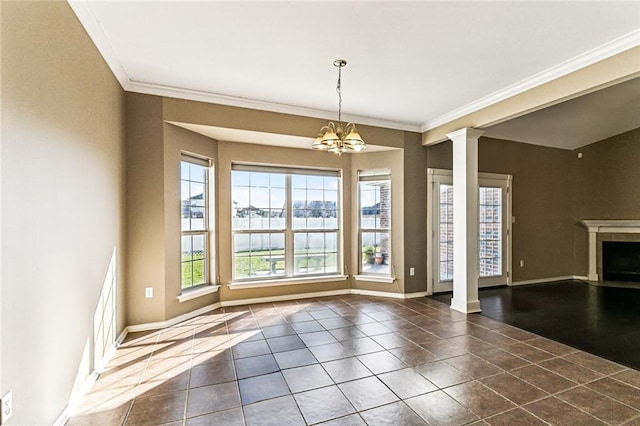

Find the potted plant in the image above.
[{"left": 363, "top": 245, "right": 375, "bottom": 264}]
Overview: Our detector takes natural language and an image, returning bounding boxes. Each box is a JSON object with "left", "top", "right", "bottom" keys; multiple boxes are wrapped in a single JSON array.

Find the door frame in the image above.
[{"left": 427, "top": 168, "right": 512, "bottom": 294}]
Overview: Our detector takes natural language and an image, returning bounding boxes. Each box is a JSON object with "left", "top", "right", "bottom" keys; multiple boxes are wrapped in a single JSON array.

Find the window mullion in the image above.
[{"left": 285, "top": 175, "right": 294, "bottom": 277}]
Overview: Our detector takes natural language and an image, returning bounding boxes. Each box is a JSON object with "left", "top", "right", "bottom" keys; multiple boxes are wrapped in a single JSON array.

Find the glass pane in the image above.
[
  {"left": 292, "top": 209, "right": 307, "bottom": 230},
  {"left": 232, "top": 186, "right": 250, "bottom": 208},
  {"left": 232, "top": 170, "right": 250, "bottom": 186},
  {"left": 324, "top": 176, "right": 339, "bottom": 190},
  {"left": 190, "top": 208, "right": 205, "bottom": 231},
  {"left": 234, "top": 234, "right": 250, "bottom": 254},
  {"left": 479, "top": 186, "right": 502, "bottom": 278},
  {"left": 182, "top": 235, "right": 192, "bottom": 261},
  {"left": 251, "top": 186, "right": 270, "bottom": 209},
  {"left": 361, "top": 231, "right": 390, "bottom": 275},
  {"left": 324, "top": 253, "right": 338, "bottom": 273},
  {"left": 192, "top": 259, "right": 206, "bottom": 285},
  {"left": 250, "top": 172, "right": 270, "bottom": 188},
  {"left": 195, "top": 164, "right": 208, "bottom": 183},
  {"left": 292, "top": 175, "right": 306, "bottom": 189},
  {"left": 182, "top": 263, "right": 193, "bottom": 288},
  {"left": 270, "top": 188, "right": 286, "bottom": 209},
  {"left": 270, "top": 173, "right": 286, "bottom": 188},
  {"left": 180, "top": 162, "right": 190, "bottom": 180},
  {"left": 308, "top": 233, "right": 325, "bottom": 253},
  {"left": 294, "top": 233, "right": 308, "bottom": 254},
  {"left": 192, "top": 234, "right": 205, "bottom": 260},
  {"left": 303, "top": 175, "right": 321, "bottom": 189}
]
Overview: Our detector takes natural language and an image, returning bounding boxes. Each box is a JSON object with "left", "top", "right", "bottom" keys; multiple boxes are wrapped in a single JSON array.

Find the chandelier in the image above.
[{"left": 312, "top": 59, "right": 366, "bottom": 155}]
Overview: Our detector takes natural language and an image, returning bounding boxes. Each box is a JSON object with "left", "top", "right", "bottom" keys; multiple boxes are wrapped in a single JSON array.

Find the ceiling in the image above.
[{"left": 70, "top": 1, "right": 640, "bottom": 149}]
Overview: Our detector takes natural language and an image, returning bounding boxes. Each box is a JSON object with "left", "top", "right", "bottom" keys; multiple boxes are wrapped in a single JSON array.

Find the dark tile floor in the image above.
[
  {"left": 68, "top": 293, "right": 640, "bottom": 425},
  {"left": 432, "top": 280, "right": 640, "bottom": 370}
]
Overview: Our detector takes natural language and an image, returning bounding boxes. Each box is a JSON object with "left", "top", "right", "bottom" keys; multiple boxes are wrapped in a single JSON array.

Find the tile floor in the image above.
[{"left": 67, "top": 295, "right": 640, "bottom": 425}]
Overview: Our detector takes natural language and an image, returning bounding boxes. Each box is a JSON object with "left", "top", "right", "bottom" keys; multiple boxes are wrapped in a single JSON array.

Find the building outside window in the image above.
[
  {"left": 181, "top": 154, "right": 211, "bottom": 289},
  {"left": 359, "top": 170, "right": 391, "bottom": 276},
  {"left": 232, "top": 164, "right": 341, "bottom": 280}
]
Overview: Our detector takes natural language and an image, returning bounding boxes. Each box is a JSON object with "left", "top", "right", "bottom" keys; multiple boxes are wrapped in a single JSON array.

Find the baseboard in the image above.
[
  {"left": 54, "top": 327, "right": 129, "bottom": 426},
  {"left": 351, "top": 289, "right": 429, "bottom": 300},
  {"left": 221, "top": 289, "right": 352, "bottom": 307},
  {"left": 510, "top": 275, "right": 578, "bottom": 286},
  {"left": 126, "top": 303, "right": 222, "bottom": 332}
]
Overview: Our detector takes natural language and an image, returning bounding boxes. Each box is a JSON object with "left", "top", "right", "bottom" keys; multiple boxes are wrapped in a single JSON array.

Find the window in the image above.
[
  {"left": 232, "top": 164, "right": 341, "bottom": 281},
  {"left": 181, "top": 155, "right": 211, "bottom": 289},
  {"left": 358, "top": 170, "right": 391, "bottom": 276}
]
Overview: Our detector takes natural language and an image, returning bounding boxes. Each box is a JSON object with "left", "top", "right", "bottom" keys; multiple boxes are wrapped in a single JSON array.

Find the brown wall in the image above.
[
  {"left": 570, "top": 128, "right": 640, "bottom": 276},
  {"left": 427, "top": 137, "right": 575, "bottom": 282},
  {"left": 1, "top": 1, "right": 126, "bottom": 423}
]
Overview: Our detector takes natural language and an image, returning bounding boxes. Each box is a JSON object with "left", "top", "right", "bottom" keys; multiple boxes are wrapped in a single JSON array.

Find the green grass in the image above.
[
  {"left": 182, "top": 255, "right": 205, "bottom": 289},
  {"left": 233, "top": 249, "right": 337, "bottom": 278}
]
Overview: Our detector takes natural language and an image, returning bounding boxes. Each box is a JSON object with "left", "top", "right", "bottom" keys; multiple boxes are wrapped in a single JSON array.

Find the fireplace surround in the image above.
[{"left": 581, "top": 220, "right": 640, "bottom": 281}]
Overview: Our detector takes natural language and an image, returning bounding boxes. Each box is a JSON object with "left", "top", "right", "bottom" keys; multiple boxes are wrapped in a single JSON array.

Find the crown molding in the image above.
[
  {"left": 68, "top": 0, "right": 130, "bottom": 89},
  {"left": 69, "top": 0, "right": 421, "bottom": 133},
  {"left": 126, "top": 80, "right": 422, "bottom": 132},
  {"left": 421, "top": 29, "right": 640, "bottom": 132}
]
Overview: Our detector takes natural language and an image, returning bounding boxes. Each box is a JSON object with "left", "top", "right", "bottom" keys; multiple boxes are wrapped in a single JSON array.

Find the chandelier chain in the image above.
[{"left": 337, "top": 65, "right": 342, "bottom": 123}]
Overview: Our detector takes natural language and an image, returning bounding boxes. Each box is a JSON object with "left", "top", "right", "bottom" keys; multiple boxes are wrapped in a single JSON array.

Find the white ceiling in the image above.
[{"left": 70, "top": 1, "right": 640, "bottom": 149}]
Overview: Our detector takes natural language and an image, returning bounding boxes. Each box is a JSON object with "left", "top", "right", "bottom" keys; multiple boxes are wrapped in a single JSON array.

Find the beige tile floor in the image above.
[{"left": 67, "top": 295, "right": 640, "bottom": 425}]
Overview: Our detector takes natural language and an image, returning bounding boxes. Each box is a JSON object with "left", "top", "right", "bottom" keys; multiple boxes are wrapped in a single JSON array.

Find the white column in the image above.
[
  {"left": 448, "top": 128, "right": 484, "bottom": 314},
  {"left": 587, "top": 229, "right": 598, "bottom": 281}
]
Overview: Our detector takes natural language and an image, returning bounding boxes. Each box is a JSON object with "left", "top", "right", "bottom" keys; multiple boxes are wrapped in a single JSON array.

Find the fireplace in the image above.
[
  {"left": 602, "top": 241, "right": 640, "bottom": 282},
  {"left": 580, "top": 220, "right": 640, "bottom": 281}
]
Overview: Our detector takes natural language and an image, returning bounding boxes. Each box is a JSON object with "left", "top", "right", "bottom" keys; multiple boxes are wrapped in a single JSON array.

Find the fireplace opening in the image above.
[{"left": 602, "top": 241, "right": 640, "bottom": 282}]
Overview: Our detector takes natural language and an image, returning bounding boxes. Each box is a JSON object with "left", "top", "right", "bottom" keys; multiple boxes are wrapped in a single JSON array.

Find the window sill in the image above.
[
  {"left": 177, "top": 285, "right": 221, "bottom": 303},
  {"left": 228, "top": 275, "right": 348, "bottom": 290},
  {"left": 353, "top": 274, "right": 396, "bottom": 284}
]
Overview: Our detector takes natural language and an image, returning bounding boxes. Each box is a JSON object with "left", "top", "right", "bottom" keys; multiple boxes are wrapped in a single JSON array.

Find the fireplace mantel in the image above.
[{"left": 580, "top": 220, "right": 640, "bottom": 280}]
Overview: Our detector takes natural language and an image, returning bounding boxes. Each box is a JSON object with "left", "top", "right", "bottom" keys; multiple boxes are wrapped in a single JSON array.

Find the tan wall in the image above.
[
  {"left": 427, "top": 137, "right": 574, "bottom": 282},
  {"left": 163, "top": 98, "right": 406, "bottom": 149},
  {"left": 570, "top": 128, "right": 640, "bottom": 276},
  {"left": 126, "top": 93, "right": 166, "bottom": 325},
  {"left": 402, "top": 132, "right": 429, "bottom": 293},
  {"left": 1, "top": 1, "right": 126, "bottom": 424},
  {"left": 351, "top": 150, "right": 405, "bottom": 294}
]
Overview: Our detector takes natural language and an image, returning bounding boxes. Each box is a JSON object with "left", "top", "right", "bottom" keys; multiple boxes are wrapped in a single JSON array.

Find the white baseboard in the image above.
[
  {"left": 221, "top": 289, "right": 351, "bottom": 307},
  {"left": 351, "top": 289, "right": 429, "bottom": 300},
  {"left": 510, "top": 275, "right": 582, "bottom": 286},
  {"left": 54, "top": 327, "right": 129, "bottom": 426},
  {"left": 126, "top": 303, "right": 221, "bottom": 332}
]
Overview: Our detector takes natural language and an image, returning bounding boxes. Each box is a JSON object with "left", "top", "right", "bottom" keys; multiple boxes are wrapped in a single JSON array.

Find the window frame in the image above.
[
  {"left": 180, "top": 153, "right": 213, "bottom": 292},
  {"left": 231, "top": 163, "right": 343, "bottom": 283},
  {"left": 356, "top": 169, "right": 394, "bottom": 281}
]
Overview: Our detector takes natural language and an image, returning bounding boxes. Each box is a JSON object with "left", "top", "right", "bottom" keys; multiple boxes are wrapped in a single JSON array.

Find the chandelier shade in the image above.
[{"left": 312, "top": 60, "right": 367, "bottom": 155}]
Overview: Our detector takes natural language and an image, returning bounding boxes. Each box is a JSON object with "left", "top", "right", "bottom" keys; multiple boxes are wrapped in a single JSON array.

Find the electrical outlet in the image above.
[
  {"left": 1, "top": 391, "right": 13, "bottom": 424},
  {"left": 145, "top": 287, "right": 153, "bottom": 298},
  {"left": 520, "top": 260, "right": 525, "bottom": 267},
  {"left": 409, "top": 267, "right": 415, "bottom": 276}
]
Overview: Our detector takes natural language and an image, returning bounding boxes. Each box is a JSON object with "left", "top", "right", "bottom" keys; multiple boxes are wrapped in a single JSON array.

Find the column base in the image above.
[{"left": 450, "top": 298, "right": 481, "bottom": 314}]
